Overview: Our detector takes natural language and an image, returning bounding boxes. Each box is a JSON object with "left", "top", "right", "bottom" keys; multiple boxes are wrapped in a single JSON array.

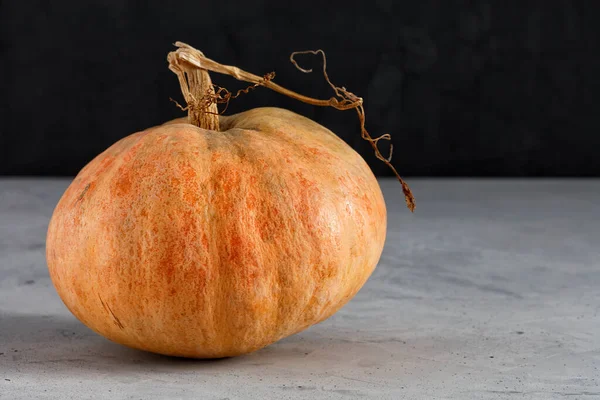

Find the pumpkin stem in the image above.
[
  {"left": 168, "top": 42, "right": 415, "bottom": 212},
  {"left": 167, "top": 44, "right": 220, "bottom": 131}
]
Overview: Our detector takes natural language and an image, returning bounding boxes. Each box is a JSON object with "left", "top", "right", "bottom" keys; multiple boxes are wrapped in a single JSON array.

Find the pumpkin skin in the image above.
[{"left": 46, "top": 107, "right": 386, "bottom": 358}]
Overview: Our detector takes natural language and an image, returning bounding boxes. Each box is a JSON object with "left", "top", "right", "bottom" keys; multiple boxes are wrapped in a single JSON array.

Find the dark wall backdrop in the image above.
[{"left": 1, "top": 1, "right": 599, "bottom": 177}]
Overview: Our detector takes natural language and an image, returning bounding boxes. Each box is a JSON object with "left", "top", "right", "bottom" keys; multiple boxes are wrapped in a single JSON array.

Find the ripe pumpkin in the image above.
[{"left": 46, "top": 43, "right": 413, "bottom": 358}]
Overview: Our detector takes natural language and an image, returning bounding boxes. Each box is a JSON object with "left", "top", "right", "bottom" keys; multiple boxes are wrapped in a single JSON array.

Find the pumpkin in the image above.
[{"left": 46, "top": 43, "right": 414, "bottom": 358}]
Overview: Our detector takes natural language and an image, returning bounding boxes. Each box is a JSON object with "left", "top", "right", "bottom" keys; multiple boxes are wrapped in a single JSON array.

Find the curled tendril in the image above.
[
  {"left": 171, "top": 72, "right": 276, "bottom": 116},
  {"left": 209, "top": 72, "right": 276, "bottom": 115},
  {"left": 290, "top": 50, "right": 414, "bottom": 211}
]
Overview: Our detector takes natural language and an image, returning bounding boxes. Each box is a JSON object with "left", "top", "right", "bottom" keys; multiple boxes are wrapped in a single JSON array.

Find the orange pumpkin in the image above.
[{"left": 46, "top": 43, "right": 413, "bottom": 358}]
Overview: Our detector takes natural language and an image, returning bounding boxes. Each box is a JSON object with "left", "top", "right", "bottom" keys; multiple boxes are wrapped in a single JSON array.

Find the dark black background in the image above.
[{"left": 1, "top": 1, "right": 599, "bottom": 177}]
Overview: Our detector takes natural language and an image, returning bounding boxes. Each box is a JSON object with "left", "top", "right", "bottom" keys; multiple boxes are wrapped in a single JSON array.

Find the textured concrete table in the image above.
[{"left": 1, "top": 178, "right": 598, "bottom": 399}]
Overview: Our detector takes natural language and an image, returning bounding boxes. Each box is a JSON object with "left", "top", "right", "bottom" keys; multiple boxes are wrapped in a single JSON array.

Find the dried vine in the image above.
[
  {"left": 290, "top": 50, "right": 414, "bottom": 212},
  {"left": 168, "top": 42, "right": 415, "bottom": 211}
]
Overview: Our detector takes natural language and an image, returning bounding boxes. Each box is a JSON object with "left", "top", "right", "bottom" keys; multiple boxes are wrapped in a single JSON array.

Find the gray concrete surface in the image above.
[{"left": 0, "top": 178, "right": 598, "bottom": 400}]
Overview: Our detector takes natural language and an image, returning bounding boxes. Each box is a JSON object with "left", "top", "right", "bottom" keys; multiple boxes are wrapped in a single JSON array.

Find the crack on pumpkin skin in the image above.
[
  {"left": 98, "top": 294, "right": 125, "bottom": 330},
  {"left": 77, "top": 184, "right": 91, "bottom": 203}
]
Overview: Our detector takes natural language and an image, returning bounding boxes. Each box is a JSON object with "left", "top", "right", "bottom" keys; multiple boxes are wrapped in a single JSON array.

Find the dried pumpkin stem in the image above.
[
  {"left": 168, "top": 46, "right": 220, "bottom": 131},
  {"left": 168, "top": 42, "right": 415, "bottom": 211}
]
